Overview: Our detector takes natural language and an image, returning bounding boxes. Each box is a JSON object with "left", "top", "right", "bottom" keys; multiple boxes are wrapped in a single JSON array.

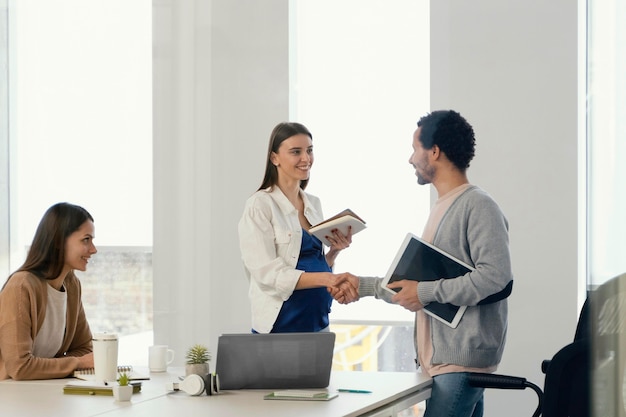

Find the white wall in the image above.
[
  {"left": 430, "top": 1, "right": 579, "bottom": 416},
  {"left": 0, "top": 0, "right": 8, "bottom": 277},
  {"left": 153, "top": 1, "right": 579, "bottom": 416},
  {"left": 152, "top": 0, "right": 288, "bottom": 362}
]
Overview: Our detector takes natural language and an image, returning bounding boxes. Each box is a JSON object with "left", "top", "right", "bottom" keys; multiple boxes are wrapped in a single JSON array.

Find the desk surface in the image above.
[{"left": 0, "top": 367, "right": 431, "bottom": 417}]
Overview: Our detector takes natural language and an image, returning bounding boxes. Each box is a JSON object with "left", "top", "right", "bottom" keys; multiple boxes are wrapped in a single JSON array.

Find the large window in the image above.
[
  {"left": 4, "top": 0, "right": 431, "bottom": 375},
  {"left": 586, "top": 0, "right": 626, "bottom": 286},
  {"left": 291, "top": 0, "right": 430, "bottom": 372},
  {"left": 6, "top": 0, "right": 152, "bottom": 364},
  {"left": 586, "top": 0, "right": 626, "bottom": 413}
]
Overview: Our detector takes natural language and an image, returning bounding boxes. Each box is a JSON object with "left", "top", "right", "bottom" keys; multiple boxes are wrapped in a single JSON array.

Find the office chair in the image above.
[{"left": 468, "top": 272, "right": 626, "bottom": 417}]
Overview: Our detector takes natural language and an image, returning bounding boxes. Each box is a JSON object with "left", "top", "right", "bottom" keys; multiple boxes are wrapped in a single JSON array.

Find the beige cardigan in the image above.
[{"left": 0, "top": 271, "right": 93, "bottom": 380}]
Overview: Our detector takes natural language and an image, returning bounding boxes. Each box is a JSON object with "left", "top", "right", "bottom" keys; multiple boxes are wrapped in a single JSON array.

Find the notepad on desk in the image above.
[
  {"left": 73, "top": 365, "right": 150, "bottom": 381},
  {"left": 264, "top": 390, "right": 338, "bottom": 401},
  {"left": 63, "top": 380, "right": 142, "bottom": 396}
]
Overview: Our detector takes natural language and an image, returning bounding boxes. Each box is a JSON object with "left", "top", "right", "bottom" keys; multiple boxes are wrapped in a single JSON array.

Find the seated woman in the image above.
[{"left": 0, "top": 202, "right": 96, "bottom": 380}]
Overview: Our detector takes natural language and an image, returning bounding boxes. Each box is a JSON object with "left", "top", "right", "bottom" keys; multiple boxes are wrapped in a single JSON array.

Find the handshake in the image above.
[{"left": 327, "top": 273, "right": 360, "bottom": 305}]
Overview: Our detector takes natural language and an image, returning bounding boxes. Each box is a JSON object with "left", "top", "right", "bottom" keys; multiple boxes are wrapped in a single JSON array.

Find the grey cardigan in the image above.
[{"left": 359, "top": 185, "right": 512, "bottom": 369}]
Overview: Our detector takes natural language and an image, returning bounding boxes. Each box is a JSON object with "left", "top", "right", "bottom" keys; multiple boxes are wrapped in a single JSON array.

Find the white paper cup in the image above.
[{"left": 93, "top": 332, "right": 118, "bottom": 383}]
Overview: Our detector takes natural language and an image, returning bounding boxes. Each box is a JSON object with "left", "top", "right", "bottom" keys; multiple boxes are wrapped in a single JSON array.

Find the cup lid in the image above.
[{"left": 93, "top": 332, "right": 118, "bottom": 341}]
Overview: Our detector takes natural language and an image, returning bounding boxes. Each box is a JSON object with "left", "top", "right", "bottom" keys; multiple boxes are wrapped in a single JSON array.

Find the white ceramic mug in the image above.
[
  {"left": 93, "top": 332, "right": 119, "bottom": 383},
  {"left": 149, "top": 345, "right": 175, "bottom": 372}
]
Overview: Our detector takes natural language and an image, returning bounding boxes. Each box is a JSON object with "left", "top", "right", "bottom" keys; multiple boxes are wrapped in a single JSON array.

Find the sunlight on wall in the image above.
[
  {"left": 291, "top": 0, "right": 430, "bottom": 325},
  {"left": 13, "top": 0, "right": 152, "bottom": 262},
  {"left": 11, "top": 0, "right": 153, "bottom": 352}
]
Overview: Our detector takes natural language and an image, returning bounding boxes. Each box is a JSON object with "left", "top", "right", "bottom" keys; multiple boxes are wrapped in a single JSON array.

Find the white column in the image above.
[
  {"left": 431, "top": 1, "right": 578, "bottom": 416},
  {"left": 152, "top": 0, "right": 289, "bottom": 363}
]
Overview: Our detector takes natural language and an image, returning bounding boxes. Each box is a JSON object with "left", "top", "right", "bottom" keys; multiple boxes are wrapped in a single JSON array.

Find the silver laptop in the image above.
[{"left": 215, "top": 332, "right": 336, "bottom": 390}]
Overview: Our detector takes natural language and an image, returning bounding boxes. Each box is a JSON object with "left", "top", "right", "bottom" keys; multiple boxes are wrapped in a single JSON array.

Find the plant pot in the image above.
[
  {"left": 113, "top": 385, "right": 133, "bottom": 402},
  {"left": 185, "top": 363, "right": 209, "bottom": 378}
]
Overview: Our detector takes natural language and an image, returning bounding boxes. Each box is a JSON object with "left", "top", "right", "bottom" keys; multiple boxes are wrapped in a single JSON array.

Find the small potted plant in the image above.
[
  {"left": 113, "top": 372, "right": 133, "bottom": 401},
  {"left": 185, "top": 344, "right": 211, "bottom": 377}
]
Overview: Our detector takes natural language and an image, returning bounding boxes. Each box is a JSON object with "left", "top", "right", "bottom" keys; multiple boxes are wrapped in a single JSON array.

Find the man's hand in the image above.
[
  {"left": 387, "top": 280, "right": 424, "bottom": 312},
  {"left": 328, "top": 272, "right": 360, "bottom": 304}
]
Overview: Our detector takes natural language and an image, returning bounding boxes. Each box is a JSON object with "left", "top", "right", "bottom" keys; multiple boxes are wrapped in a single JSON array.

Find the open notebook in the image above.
[{"left": 73, "top": 365, "right": 150, "bottom": 381}]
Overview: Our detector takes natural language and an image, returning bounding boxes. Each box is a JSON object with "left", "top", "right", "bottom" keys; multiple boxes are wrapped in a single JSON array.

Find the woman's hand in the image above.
[
  {"left": 325, "top": 226, "right": 353, "bottom": 267},
  {"left": 328, "top": 273, "right": 360, "bottom": 304},
  {"left": 75, "top": 352, "right": 94, "bottom": 370}
]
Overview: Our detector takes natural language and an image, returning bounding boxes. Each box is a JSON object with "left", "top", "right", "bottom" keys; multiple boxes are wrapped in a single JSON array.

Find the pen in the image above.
[{"left": 337, "top": 388, "right": 372, "bottom": 394}]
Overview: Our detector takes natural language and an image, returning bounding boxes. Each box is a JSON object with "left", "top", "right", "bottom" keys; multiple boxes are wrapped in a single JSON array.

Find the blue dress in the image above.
[{"left": 271, "top": 229, "right": 333, "bottom": 333}]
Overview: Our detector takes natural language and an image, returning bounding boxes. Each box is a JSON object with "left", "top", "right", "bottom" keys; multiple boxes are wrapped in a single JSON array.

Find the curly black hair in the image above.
[{"left": 417, "top": 110, "right": 476, "bottom": 171}]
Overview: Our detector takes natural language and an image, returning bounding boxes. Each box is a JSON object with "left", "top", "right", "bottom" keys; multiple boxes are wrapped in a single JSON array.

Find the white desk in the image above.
[
  {"left": 0, "top": 368, "right": 432, "bottom": 417},
  {"left": 0, "top": 369, "right": 173, "bottom": 417}
]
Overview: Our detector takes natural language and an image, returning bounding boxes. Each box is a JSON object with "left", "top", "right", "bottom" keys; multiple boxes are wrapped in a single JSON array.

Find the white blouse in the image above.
[
  {"left": 33, "top": 284, "right": 67, "bottom": 358},
  {"left": 238, "top": 186, "right": 325, "bottom": 333}
]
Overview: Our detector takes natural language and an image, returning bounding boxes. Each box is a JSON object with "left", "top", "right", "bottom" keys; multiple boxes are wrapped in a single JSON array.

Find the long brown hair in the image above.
[
  {"left": 257, "top": 122, "right": 313, "bottom": 191},
  {"left": 11, "top": 202, "right": 94, "bottom": 283}
]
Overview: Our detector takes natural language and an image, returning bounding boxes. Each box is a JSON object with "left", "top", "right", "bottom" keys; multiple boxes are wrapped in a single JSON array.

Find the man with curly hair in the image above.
[{"left": 341, "top": 110, "right": 513, "bottom": 416}]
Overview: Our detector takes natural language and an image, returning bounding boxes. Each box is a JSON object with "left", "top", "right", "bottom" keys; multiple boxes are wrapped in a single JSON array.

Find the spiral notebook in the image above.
[{"left": 73, "top": 365, "right": 150, "bottom": 381}]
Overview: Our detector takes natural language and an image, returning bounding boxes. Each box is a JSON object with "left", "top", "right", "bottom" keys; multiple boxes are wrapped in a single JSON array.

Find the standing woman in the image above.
[
  {"left": 238, "top": 122, "right": 356, "bottom": 334},
  {"left": 0, "top": 202, "right": 96, "bottom": 380}
]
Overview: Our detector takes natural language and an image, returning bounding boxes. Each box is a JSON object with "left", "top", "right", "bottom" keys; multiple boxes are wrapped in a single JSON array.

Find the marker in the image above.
[{"left": 337, "top": 388, "right": 372, "bottom": 394}]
